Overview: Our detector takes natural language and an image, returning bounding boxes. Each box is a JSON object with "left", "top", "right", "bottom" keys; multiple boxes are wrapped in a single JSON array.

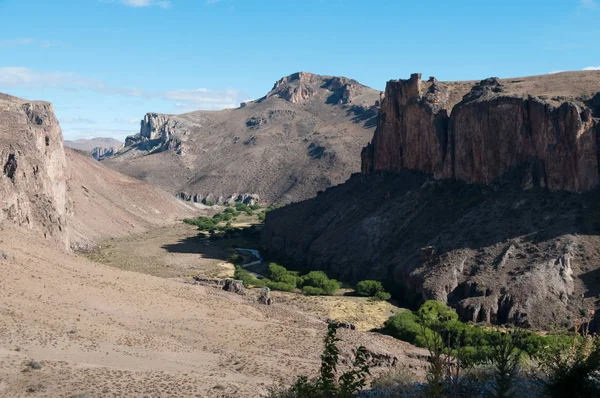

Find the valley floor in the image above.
[{"left": 0, "top": 221, "right": 426, "bottom": 398}]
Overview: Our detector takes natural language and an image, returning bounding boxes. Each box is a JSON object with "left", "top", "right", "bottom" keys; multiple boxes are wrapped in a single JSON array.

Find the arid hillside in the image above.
[
  {"left": 103, "top": 72, "right": 381, "bottom": 204},
  {"left": 1, "top": 92, "right": 427, "bottom": 397},
  {"left": 66, "top": 148, "right": 196, "bottom": 250},
  {"left": 263, "top": 71, "right": 600, "bottom": 331}
]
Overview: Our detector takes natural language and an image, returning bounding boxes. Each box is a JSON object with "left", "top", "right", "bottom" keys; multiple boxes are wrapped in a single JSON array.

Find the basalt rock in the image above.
[{"left": 0, "top": 94, "right": 70, "bottom": 249}]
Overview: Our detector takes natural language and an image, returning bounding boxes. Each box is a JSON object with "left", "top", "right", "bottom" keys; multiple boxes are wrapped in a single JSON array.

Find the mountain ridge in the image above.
[{"left": 102, "top": 72, "right": 382, "bottom": 204}]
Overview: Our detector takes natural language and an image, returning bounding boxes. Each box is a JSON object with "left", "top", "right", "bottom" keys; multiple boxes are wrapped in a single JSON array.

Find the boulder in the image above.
[
  {"left": 223, "top": 279, "right": 244, "bottom": 295},
  {"left": 258, "top": 287, "right": 273, "bottom": 305}
]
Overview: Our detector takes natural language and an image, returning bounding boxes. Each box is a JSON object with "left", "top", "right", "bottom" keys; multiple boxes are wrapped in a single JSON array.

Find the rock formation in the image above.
[
  {"left": 0, "top": 94, "right": 70, "bottom": 248},
  {"left": 263, "top": 71, "right": 600, "bottom": 329},
  {"left": 64, "top": 137, "right": 123, "bottom": 160},
  {"left": 102, "top": 72, "right": 382, "bottom": 204},
  {"left": 362, "top": 73, "right": 600, "bottom": 193}
]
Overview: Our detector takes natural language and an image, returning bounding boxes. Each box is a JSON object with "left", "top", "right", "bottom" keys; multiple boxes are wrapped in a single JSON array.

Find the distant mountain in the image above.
[
  {"left": 64, "top": 137, "right": 124, "bottom": 160},
  {"left": 103, "top": 72, "right": 382, "bottom": 205}
]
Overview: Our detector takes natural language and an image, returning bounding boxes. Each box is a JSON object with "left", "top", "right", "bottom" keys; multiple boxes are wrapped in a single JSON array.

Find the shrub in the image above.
[
  {"left": 266, "top": 323, "right": 370, "bottom": 398},
  {"left": 300, "top": 271, "right": 340, "bottom": 296},
  {"left": 204, "top": 200, "right": 215, "bottom": 206},
  {"left": 374, "top": 291, "right": 391, "bottom": 301},
  {"left": 302, "top": 286, "right": 325, "bottom": 296},
  {"left": 355, "top": 280, "right": 391, "bottom": 300},
  {"left": 229, "top": 253, "right": 244, "bottom": 265},
  {"left": 384, "top": 310, "right": 422, "bottom": 343},
  {"left": 356, "top": 280, "right": 384, "bottom": 297},
  {"left": 540, "top": 332, "right": 600, "bottom": 397}
]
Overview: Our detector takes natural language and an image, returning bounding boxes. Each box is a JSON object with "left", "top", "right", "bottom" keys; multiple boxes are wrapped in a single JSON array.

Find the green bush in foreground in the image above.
[{"left": 266, "top": 323, "right": 370, "bottom": 398}]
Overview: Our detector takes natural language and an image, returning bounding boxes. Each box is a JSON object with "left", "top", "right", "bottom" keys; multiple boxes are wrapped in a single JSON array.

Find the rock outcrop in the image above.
[
  {"left": 362, "top": 73, "right": 600, "bottom": 193},
  {"left": 263, "top": 71, "right": 600, "bottom": 329},
  {"left": 91, "top": 146, "right": 116, "bottom": 160},
  {"left": 124, "top": 113, "right": 184, "bottom": 154},
  {"left": 0, "top": 94, "right": 69, "bottom": 248}
]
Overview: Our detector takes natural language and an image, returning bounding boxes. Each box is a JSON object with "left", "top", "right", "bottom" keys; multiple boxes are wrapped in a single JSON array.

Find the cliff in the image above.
[
  {"left": 0, "top": 94, "right": 70, "bottom": 248},
  {"left": 262, "top": 71, "right": 600, "bottom": 330},
  {"left": 362, "top": 73, "right": 600, "bottom": 192}
]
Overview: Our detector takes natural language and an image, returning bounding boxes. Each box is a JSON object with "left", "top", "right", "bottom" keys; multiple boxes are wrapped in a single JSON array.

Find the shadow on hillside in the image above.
[{"left": 161, "top": 225, "right": 262, "bottom": 261}]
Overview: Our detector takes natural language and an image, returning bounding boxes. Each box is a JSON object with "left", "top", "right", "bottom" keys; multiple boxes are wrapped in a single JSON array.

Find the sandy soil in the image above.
[{"left": 0, "top": 222, "right": 426, "bottom": 398}]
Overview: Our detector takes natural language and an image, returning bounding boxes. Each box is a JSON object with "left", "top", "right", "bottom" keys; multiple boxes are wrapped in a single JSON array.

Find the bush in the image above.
[
  {"left": 229, "top": 253, "right": 244, "bottom": 265},
  {"left": 356, "top": 280, "right": 384, "bottom": 297},
  {"left": 384, "top": 310, "right": 422, "bottom": 343},
  {"left": 302, "top": 286, "right": 325, "bottom": 296},
  {"left": 300, "top": 271, "right": 340, "bottom": 296},
  {"left": 374, "top": 291, "right": 391, "bottom": 301},
  {"left": 355, "top": 280, "right": 391, "bottom": 300},
  {"left": 266, "top": 323, "right": 370, "bottom": 398}
]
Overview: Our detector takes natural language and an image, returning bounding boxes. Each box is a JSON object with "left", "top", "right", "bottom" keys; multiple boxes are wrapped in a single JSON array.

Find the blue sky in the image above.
[{"left": 0, "top": 0, "right": 599, "bottom": 141}]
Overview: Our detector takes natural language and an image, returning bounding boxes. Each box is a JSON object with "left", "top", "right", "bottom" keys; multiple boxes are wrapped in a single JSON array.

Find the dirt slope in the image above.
[
  {"left": 0, "top": 224, "right": 426, "bottom": 398},
  {"left": 103, "top": 72, "right": 381, "bottom": 205},
  {"left": 66, "top": 147, "right": 196, "bottom": 250}
]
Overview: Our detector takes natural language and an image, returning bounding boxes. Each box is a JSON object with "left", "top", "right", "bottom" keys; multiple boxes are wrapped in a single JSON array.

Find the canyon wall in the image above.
[
  {"left": 362, "top": 74, "right": 600, "bottom": 193},
  {"left": 0, "top": 94, "right": 70, "bottom": 248},
  {"left": 263, "top": 72, "right": 600, "bottom": 329}
]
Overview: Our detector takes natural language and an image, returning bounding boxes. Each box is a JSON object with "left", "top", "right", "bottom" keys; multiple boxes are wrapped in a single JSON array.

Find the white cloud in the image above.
[
  {"left": 61, "top": 127, "right": 137, "bottom": 141},
  {"left": 61, "top": 117, "right": 97, "bottom": 124},
  {"left": 100, "top": 0, "right": 171, "bottom": 8},
  {"left": 163, "top": 88, "right": 244, "bottom": 110},
  {"left": 113, "top": 117, "right": 141, "bottom": 124},
  {"left": 205, "top": 0, "right": 222, "bottom": 4},
  {"left": 580, "top": 0, "right": 598, "bottom": 8},
  {"left": 583, "top": 66, "right": 600, "bottom": 70},
  {"left": 0, "top": 66, "right": 248, "bottom": 111}
]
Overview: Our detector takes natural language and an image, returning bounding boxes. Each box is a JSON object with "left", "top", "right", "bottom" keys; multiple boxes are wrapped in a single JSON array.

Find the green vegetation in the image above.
[
  {"left": 229, "top": 253, "right": 244, "bottom": 265},
  {"left": 384, "top": 300, "right": 574, "bottom": 366},
  {"left": 235, "top": 203, "right": 254, "bottom": 216},
  {"left": 266, "top": 323, "right": 370, "bottom": 398},
  {"left": 355, "top": 280, "right": 391, "bottom": 301},
  {"left": 300, "top": 271, "right": 340, "bottom": 296},
  {"left": 234, "top": 263, "right": 339, "bottom": 296}
]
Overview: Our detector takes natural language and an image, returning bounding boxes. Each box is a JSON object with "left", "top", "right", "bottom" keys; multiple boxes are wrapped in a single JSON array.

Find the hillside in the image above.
[
  {"left": 64, "top": 137, "right": 123, "bottom": 160},
  {"left": 263, "top": 71, "right": 600, "bottom": 330},
  {"left": 103, "top": 72, "right": 381, "bottom": 204},
  {"left": 0, "top": 92, "right": 426, "bottom": 397},
  {"left": 66, "top": 147, "right": 195, "bottom": 250}
]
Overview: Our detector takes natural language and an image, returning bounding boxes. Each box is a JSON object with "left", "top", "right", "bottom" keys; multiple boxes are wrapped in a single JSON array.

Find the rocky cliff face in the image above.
[
  {"left": 362, "top": 74, "right": 600, "bottom": 193},
  {"left": 124, "top": 113, "right": 183, "bottom": 154},
  {"left": 263, "top": 71, "right": 600, "bottom": 329},
  {"left": 0, "top": 94, "right": 70, "bottom": 248},
  {"left": 265, "top": 72, "right": 370, "bottom": 105}
]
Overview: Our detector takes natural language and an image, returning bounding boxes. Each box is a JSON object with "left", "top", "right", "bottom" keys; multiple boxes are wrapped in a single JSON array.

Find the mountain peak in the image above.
[{"left": 264, "top": 72, "right": 374, "bottom": 105}]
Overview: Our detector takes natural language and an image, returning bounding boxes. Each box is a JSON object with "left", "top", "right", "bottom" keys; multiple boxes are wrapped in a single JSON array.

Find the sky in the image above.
[{"left": 0, "top": 0, "right": 599, "bottom": 141}]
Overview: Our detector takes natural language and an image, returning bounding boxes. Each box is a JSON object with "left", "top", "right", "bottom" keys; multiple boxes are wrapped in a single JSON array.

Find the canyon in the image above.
[{"left": 263, "top": 70, "right": 600, "bottom": 330}]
